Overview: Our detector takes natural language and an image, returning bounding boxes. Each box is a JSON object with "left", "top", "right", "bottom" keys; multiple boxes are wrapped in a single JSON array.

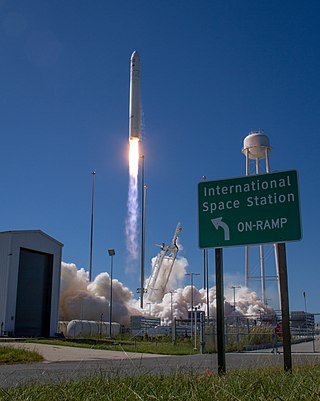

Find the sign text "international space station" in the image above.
[{"left": 198, "top": 170, "right": 301, "bottom": 248}]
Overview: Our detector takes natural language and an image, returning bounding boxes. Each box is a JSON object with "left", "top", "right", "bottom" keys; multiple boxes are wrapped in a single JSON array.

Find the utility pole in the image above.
[
  {"left": 89, "top": 170, "right": 96, "bottom": 282},
  {"left": 228, "top": 285, "right": 241, "bottom": 312},
  {"left": 185, "top": 272, "right": 200, "bottom": 339},
  {"left": 108, "top": 249, "right": 115, "bottom": 338}
]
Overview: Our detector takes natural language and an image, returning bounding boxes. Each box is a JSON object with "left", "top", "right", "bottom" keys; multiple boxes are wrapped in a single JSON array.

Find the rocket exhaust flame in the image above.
[
  {"left": 129, "top": 138, "right": 139, "bottom": 176},
  {"left": 126, "top": 138, "right": 140, "bottom": 261}
]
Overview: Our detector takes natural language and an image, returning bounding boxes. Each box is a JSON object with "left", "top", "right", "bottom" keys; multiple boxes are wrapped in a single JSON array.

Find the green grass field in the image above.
[
  {"left": 21, "top": 325, "right": 276, "bottom": 355},
  {"left": 0, "top": 345, "right": 43, "bottom": 365},
  {"left": 22, "top": 336, "right": 200, "bottom": 355},
  {"left": 1, "top": 365, "right": 320, "bottom": 400}
]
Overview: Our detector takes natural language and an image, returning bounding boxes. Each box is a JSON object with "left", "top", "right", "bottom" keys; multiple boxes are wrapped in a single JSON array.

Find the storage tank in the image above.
[
  {"left": 66, "top": 320, "right": 121, "bottom": 338},
  {"left": 242, "top": 130, "right": 271, "bottom": 159}
]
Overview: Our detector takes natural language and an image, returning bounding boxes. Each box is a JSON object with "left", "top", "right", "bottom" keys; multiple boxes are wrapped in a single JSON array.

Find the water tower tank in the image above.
[{"left": 242, "top": 130, "right": 271, "bottom": 159}]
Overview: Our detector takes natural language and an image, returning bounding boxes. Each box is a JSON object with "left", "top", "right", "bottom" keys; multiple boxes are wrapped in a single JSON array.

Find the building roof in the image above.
[{"left": 0, "top": 230, "right": 64, "bottom": 247}]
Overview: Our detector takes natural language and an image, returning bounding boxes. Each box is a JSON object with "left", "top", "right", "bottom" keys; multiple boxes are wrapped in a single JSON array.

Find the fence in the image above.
[{"left": 174, "top": 312, "right": 320, "bottom": 353}]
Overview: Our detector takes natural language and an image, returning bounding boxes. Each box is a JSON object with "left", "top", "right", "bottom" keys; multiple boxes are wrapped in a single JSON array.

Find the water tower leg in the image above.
[
  {"left": 245, "top": 148, "right": 250, "bottom": 289},
  {"left": 265, "top": 147, "right": 270, "bottom": 173}
]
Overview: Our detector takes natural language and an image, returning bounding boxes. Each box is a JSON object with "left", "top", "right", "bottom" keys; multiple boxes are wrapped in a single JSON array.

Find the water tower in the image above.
[{"left": 242, "top": 130, "right": 279, "bottom": 305}]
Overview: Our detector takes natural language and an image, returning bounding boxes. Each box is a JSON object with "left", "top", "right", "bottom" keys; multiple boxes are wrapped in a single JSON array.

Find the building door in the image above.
[{"left": 15, "top": 248, "right": 53, "bottom": 337}]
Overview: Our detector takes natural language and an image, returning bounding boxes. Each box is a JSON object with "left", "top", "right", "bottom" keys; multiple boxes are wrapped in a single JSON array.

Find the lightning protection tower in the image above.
[{"left": 242, "top": 130, "right": 280, "bottom": 306}]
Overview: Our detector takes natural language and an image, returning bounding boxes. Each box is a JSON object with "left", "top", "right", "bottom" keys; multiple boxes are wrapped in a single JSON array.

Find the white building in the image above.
[{"left": 0, "top": 230, "right": 63, "bottom": 337}]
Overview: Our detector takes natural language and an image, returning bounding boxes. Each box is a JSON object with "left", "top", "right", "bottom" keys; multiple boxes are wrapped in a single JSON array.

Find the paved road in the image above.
[{"left": 0, "top": 342, "right": 320, "bottom": 388}]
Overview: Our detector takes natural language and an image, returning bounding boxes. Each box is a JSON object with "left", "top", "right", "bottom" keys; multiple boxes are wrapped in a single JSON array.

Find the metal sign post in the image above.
[
  {"left": 276, "top": 243, "right": 292, "bottom": 372},
  {"left": 215, "top": 248, "right": 226, "bottom": 374}
]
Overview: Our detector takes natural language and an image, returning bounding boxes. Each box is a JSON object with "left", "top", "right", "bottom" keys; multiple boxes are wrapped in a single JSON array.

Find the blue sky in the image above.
[{"left": 1, "top": 0, "right": 320, "bottom": 314}]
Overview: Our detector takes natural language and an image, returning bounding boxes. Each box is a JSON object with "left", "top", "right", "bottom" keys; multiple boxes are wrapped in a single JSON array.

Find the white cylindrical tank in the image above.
[
  {"left": 242, "top": 130, "right": 271, "bottom": 159},
  {"left": 66, "top": 320, "right": 121, "bottom": 338}
]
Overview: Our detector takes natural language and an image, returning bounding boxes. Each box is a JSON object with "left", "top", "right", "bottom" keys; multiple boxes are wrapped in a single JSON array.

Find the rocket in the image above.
[{"left": 129, "top": 50, "right": 141, "bottom": 141}]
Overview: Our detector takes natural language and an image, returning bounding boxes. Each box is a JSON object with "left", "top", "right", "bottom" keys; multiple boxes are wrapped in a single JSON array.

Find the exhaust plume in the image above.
[
  {"left": 125, "top": 138, "right": 139, "bottom": 262},
  {"left": 59, "top": 251, "right": 274, "bottom": 327},
  {"left": 59, "top": 262, "right": 140, "bottom": 327}
]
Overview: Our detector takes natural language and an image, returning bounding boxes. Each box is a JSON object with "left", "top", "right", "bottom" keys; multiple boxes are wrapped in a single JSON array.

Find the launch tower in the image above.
[{"left": 145, "top": 224, "right": 182, "bottom": 303}]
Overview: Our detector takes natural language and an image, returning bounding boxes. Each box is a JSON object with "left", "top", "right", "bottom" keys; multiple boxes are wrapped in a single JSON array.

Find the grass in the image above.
[
  {"left": 21, "top": 327, "right": 277, "bottom": 355},
  {"left": 0, "top": 345, "right": 44, "bottom": 365},
  {"left": 22, "top": 336, "right": 200, "bottom": 355},
  {"left": 2, "top": 365, "right": 320, "bottom": 400},
  {"left": 205, "top": 325, "right": 275, "bottom": 353}
]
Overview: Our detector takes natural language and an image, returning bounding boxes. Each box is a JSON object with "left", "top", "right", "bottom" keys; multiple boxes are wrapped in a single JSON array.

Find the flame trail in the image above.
[{"left": 126, "top": 138, "right": 140, "bottom": 261}]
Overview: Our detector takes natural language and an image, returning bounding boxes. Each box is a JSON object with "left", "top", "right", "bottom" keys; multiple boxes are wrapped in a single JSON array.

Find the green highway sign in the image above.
[{"left": 198, "top": 170, "right": 302, "bottom": 248}]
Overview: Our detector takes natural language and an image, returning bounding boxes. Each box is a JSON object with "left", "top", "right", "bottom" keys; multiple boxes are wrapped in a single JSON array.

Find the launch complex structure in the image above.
[{"left": 145, "top": 223, "right": 182, "bottom": 303}]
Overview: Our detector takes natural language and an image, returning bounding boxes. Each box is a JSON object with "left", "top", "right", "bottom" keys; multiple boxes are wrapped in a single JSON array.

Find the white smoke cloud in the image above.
[
  {"left": 144, "top": 255, "right": 188, "bottom": 303},
  {"left": 140, "top": 285, "right": 273, "bottom": 325},
  {"left": 59, "top": 262, "right": 140, "bottom": 326},
  {"left": 59, "top": 255, "right": 274, "bottom": 327}
]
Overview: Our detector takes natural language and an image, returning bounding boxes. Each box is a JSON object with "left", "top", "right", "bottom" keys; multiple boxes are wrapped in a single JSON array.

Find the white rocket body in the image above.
[{"left": 129, "top": 51, "right": 141, "bottom": 141}]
